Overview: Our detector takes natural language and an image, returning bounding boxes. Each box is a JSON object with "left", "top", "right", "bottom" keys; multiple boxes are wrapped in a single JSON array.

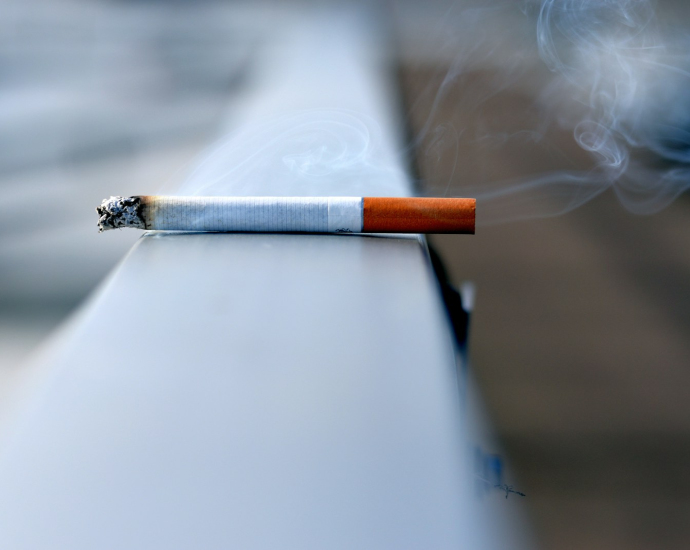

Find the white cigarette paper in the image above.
[{"left": 97, "top": 196, "right": 363, "bottom": 233}]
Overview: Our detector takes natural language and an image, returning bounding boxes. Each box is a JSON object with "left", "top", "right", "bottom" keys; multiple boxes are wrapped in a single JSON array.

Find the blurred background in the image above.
[{"left": 2, "top": 0, "right": 690, "bottom": 548}]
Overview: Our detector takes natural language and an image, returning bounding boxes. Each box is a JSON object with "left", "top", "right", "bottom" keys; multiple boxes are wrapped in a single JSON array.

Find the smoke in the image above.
[
  {"left": 177, "top": 110, "right": 406, "bottom": 197},
  {"left": 173, "top": 1, "right": 690, "bottom": 225},
  {"left": 416, "top": 0, "right": 690, "bottom": 224}
]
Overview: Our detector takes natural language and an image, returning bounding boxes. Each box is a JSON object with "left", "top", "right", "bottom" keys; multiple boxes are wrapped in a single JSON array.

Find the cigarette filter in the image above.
[{"left": 97, "top": 196, "right": 475, "bottom": 234}]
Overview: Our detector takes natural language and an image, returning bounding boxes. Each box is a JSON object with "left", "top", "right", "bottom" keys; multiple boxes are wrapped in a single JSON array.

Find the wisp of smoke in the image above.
[
  {"left": 537, "top": 0, "right": 690, "bottom": 211},
  {"left": 175, "top": 1, "right": 690, "bottom": 226},
  {"left": 420, "top": 0, "right": 690, "bottom": 224},
  {"left": 177, "top": 110, "right": 406, "bottom": 197}
]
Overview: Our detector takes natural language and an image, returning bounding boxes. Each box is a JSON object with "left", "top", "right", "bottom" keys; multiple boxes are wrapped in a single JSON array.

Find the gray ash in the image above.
[{"left": 96, "top": 196, "right": 145, "bottom": 232}]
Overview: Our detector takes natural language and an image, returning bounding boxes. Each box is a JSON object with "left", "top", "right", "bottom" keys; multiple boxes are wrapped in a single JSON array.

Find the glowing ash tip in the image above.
[{"left": 96, "top": 196, "right": 146, "bottom": 232}]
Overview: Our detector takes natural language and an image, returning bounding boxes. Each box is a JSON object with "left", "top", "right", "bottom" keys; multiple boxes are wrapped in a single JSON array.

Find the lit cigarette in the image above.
[{"left": 97, "top": 196, "right": 475, "bottom": 234}]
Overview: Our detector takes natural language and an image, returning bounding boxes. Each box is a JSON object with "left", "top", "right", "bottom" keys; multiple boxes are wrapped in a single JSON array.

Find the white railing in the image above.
[{"left": 0, "top": 6, "right": 532, "bottom": 549}]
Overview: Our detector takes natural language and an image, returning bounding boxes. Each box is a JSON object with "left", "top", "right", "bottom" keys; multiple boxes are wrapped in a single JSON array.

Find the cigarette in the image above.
[{"left": 96, "top": 196, "right": 475, "bottom": 234}]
